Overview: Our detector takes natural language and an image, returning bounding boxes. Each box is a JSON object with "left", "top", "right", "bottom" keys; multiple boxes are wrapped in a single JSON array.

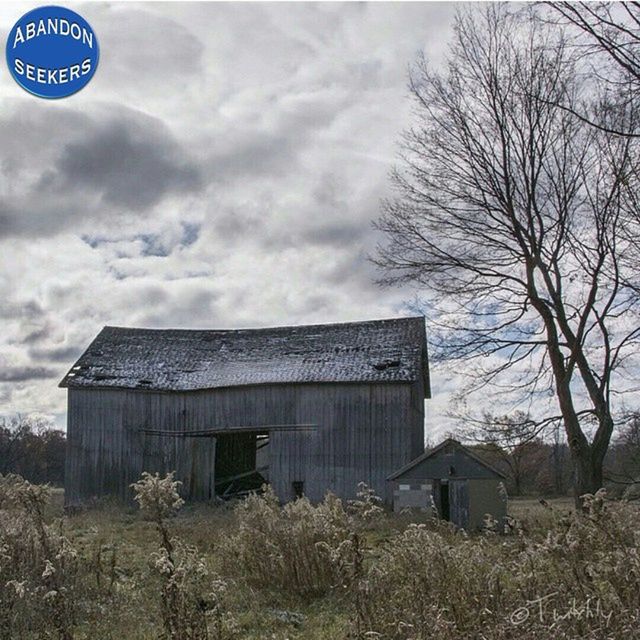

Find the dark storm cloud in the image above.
[
  {"left": 22, "top": 325, "right": 52, "bottom": 345},
  {"left": 0, "top": 300, "right": 45, "bottom": 320},
  {"left": 299, "top": 292, "right": 333, "bottom": 315},
  {"left": 0, "top": 103, "right": 202, "bottom": 237},
  {"left": 29, "top": 344, "right": 83, "bottom": 363},
  {"left": 46, "top": 120, "right": 201, "bottom": 211},
  {"left": 324, "top": 251, "right": 378, "bottom": 287},
  {"left": 302, "top": 220, "right": 369, "bottom": 247},
  {"left": 0, "top": 365, "right": 58, "bottom": 382}
]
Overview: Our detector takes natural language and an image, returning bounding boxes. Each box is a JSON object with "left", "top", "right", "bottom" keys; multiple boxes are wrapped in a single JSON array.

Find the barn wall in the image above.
[{"left": 65, "top": 380, "right": 424, "bottom": 505}]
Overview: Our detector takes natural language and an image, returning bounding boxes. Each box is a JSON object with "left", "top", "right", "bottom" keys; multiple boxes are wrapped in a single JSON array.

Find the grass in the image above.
[
  {"left": 508, "top": 496, "right": 575, "bottom": 531},
  {"left": 47, "top": 489, "right": 354, "bottom": 639},
  {"left": 3, "top": 481, "right": 640, "bottom": 639}
]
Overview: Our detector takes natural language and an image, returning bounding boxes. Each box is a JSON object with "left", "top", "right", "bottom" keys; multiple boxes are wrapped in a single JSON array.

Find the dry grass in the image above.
[{"left": 2, "top": 478, "right": 639, "bottom": 639}]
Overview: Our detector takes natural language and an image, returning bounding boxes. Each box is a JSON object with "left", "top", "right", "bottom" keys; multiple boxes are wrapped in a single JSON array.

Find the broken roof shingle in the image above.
[{"left": 59, "top": 317, "right": 429, "bottom": 396}]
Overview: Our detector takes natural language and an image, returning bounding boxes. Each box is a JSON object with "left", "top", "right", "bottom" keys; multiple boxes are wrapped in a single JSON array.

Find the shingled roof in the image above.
[{"left": 59, "top": 317, "right": 430, "bottom": 396}]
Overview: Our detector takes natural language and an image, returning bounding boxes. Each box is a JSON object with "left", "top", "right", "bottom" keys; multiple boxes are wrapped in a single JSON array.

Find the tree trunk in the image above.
[
  {"left": 513, "top": 473, "right": 521, "bottom": 497},
  {"left": 571, "top": 445, "right": 604, "bottom": 509}
]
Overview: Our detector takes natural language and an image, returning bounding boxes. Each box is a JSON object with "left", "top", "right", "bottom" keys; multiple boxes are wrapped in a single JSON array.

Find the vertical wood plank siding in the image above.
[{"left": 65, "top": 380, "right": 424, "bottom": 505}]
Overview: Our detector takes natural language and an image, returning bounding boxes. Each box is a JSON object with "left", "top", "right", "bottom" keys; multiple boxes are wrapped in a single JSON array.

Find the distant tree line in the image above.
[
  {"left": 0, "top": 415, "right": 65, "bottom": 485},
  {"left": 605, "top": 412, "right": 640, "bottom": 498},
  {"left": 463, "top": 411, "right": 640, "bottom": 498}
]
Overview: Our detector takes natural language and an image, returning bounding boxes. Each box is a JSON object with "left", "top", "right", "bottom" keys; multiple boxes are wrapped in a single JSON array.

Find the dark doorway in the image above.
[
  {"left": 292, "top": 481, "right": 304, "bottom": 499},
  {"left": 215, "top": 432, "right": 257, "bottom": 479},
  {"left": 440, "top": 481, "right": 450, "bottom": 521},
  {"left": 214, "top": 432, "right": 260, "bottom": 498}
]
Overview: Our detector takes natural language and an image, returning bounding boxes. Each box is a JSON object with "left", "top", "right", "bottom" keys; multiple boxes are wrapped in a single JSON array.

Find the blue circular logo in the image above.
[{"left": 6, "top": 5, "right": 99, "bottom": 99}]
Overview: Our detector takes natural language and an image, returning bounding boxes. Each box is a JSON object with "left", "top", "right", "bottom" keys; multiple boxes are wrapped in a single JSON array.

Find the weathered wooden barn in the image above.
[
  {"left": 387, "top": 438, "right": 507, "bottom": 529},
  {"left": 60, "top": 317, "right": 429, "bottom": 506}
]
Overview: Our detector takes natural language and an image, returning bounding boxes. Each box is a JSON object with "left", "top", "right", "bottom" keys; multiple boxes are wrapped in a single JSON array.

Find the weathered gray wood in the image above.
[
  {"left": 65, "top": 380, "right": 425, "bottom": 506},
  {"left": 450, "top": 479, "right": 469, "bottom": 528},
  {"left": 215, "top": 466, "right": 268, "bottom": 487},
  {"left": 139, "top": 425, "right": 317, "bottom": 437}
]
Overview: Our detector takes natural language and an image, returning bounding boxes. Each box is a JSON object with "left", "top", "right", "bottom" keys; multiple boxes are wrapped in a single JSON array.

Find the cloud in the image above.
[
  {"left": 82, "top": 222, "right": 202, "bottom": 258},
  {"left": 87, "top": 5, "right": 205, "bottom": 86},
  {"left": 0, "top": 366, "right": 58, "bottom": 382},
  {"left": 0, "top": 102, "right": 202, "bottom": 238},
  {"left": 0, "top": 300, "right": 45, "bottom": 320},
  {"left": 28, "top": 344, "right": 84, "bottom": 364},
  {"left": 46, "top": 119, "right": 201, "bottom": 210},
  {"left": 21, "top": 325, "right": 53, "bottom": 345},
  {"left": 0, "top": 2, "right": 458, "bottom": 433}
]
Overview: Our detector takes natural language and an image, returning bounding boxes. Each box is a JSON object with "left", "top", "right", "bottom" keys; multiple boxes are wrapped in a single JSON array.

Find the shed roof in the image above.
[
  {"left": 387, "top": 438, "right": 506, "bottom": 480},
  {"left": 59, "top": 317, "right": 429, "bottom": 395}
]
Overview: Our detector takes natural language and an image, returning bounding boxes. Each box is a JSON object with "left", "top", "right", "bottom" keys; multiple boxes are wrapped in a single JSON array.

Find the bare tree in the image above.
[
  {"left": 550, "top": 421, "right": 571, "bottom": 495},
  {"left": 0, "top": 415, "right": 32, "bottom": 474},
  {"left": 550, "top": 2, "right": 640, "bottom": 82},
  {"left": 544, "top": 2, "right": 640, "bottom": 137},
  {"left": 460, "top": 411, "right": 550, "bottom": 495},
  {"left": 0, "top": 414, "right": 65, "bottom": 483},
  {"left": 544, "top": 3, "right": 640, "bottom": 306},
  {"left": 375, "top": 6, "right": 640, "bottom": 506}
]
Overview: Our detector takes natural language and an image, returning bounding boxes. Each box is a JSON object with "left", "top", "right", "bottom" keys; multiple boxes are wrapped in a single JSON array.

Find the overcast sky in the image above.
[{"left": 0, "top": 1, "right": 460, "bottom": 432}]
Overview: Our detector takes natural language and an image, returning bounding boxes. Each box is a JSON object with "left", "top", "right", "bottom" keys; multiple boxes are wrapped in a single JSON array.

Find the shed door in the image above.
[
  {"left": 449, "top": 479, "right": 469, "bottom": 528},
  {"left": 432, "top": 479, "right": 450, "bottom": 520}
]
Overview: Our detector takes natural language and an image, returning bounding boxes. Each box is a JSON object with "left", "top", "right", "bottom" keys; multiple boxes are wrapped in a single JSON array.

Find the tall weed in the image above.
[
  {"left": 0, "top": 474, "right": 79, "bottom": 639},
  {"left": 131, "top": 471, "right": 237, "bottom": 640},
  {"left": 220, "top": 486, "right": 353, "bottom": 598}
]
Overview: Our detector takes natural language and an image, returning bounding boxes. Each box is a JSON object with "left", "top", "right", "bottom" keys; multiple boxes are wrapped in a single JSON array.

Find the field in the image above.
[{"left": 2, "top": 478, "right": 639, "bottom": 640}]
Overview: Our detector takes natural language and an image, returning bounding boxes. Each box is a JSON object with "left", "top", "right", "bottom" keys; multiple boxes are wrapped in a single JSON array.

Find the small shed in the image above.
[{"left": 387, "top": 438, "right": 507, "bottom": 530}]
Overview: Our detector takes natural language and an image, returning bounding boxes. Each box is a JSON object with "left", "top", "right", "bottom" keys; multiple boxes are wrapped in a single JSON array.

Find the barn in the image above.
[
  {"left": 387, "top": 438, "right": 507, "bottom": 529},
  {"left": 60, "top": 317, "right": 429, "bottom": 506}
]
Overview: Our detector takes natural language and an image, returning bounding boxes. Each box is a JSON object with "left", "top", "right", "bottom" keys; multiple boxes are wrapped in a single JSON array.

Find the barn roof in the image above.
[
  {"left": 387, "top": 438, "right": 506, "bottom": 480},
  {"left": 59, "top": 317, "right": 430, "bottom": 396}
]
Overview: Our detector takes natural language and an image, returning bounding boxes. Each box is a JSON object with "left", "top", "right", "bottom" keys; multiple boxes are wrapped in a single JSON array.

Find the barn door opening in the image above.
[{"left": 214, "top": 432, "right": 266, "bottom": 498}]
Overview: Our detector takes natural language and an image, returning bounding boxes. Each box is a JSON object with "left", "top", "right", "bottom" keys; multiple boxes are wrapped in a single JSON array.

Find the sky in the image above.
[{"left": 0, "top": 1, "right": 460, "bottom": 433}]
